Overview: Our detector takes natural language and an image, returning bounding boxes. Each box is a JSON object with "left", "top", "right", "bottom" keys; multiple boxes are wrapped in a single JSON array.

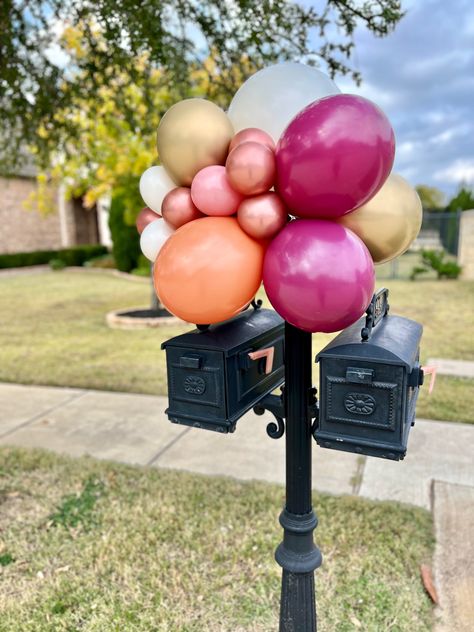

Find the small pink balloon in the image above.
[
  {"left": 161, "top": 187, "right": 204, "bottom": 228},
  {"left": 226, "top": 142, "right": 276, "bottom": 196},
  {"left": 237, "top": 192, "right": 287, "bottom": 240},
  {"left": 191, "top": 165, "right": 244, "bottom": 216},
  {"left": 136, "top": 207, "right": 161, "bottom": 234},
  {"left": 229, "top": 127, "right": 276, "bottom": 153},
  {"left": 263, "top": 219, "right": 375, "bottom": 333}
]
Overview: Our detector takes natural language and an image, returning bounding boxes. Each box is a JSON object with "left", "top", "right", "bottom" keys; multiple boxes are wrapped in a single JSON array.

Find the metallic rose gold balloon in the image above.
[
  {"left": 136, "top": 207, "right": 161, "bottom": 234},
  {"left": 226, "top": 141, "right": 276, "bottom": 196},
  {"left": 161, "top": 187, "right": 204, "bottom": 228},
  {"left": 229, "top": 127, "right": 276, "bottom": 153},
  {"left": 237, "top": 192, "right": 288, "bottom": 239},
  {"left": 338, "top": 173, "right": 423, "bottom": 264}
]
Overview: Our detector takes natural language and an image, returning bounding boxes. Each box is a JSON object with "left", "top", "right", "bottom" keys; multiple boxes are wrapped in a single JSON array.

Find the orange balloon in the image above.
[{"left": 154, "top": 217, "right": 265, "bottom": 324}]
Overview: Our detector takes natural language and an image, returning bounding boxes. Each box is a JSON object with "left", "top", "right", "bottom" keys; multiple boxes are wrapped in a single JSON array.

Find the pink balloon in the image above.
[
  {"left": 136, "top": 207, "right": 161, "bottom": 234},
  {"left": 276, "top": 94, "right": 395, "bottom": 219},
  {"left": 263, "top": 220, "right": 375, "bottom": 333},
  {"left": 229, "top": 128, "right": 276, "bottom": 153},
  {"left": 191, "top": 165, "right": 244, "bottom": 216}
]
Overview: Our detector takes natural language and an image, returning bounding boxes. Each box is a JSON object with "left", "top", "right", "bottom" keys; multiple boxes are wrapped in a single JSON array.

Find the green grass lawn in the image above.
[
  {"left": 0, "top": 269, "right": 473, "bottom": 422},
  {"left": 0, "top": 446, "right": 434, "bottom": 631}
]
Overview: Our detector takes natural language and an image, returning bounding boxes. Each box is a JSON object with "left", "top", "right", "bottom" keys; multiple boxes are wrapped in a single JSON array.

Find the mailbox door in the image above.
[
  {"left": 318, "top": 358, "right": 405, "bottom": 448},
  {"left": 165, "top": 347, "right": 227, "bottom": 426},
  {"left": 227, "top": 330, "right": 285, "bottom": 421}
]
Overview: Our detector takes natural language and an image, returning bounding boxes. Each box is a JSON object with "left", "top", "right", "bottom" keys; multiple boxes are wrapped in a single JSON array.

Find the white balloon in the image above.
[
  {"left": 140, "top": 218, "right": 175, "bottom": 262},
  {"left": 139, "top": 166, "right": 176, "bottom": 213},
  {"left": 228, "top": 62, "right": 340, "bottom": 142}
]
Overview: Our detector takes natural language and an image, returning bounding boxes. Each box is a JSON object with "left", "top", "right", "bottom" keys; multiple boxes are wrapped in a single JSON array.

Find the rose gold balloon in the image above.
[
  {"left": 237, "top": 192, "right": 288, "bottom": 239},
  {"left": 161, "top": 187, "right": 204, "bottom": 228},
  {"left": 136, "top": 207, "right": 161, "bottom": 234},
  {"left": 226, "top": 141, "right": 276, "bottom": 196},
  {"left": 229, "top": 127, "right": 276, "bottom": 153}
]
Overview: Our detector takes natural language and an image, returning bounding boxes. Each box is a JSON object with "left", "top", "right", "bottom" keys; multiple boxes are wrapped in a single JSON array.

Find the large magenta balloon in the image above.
[
  {"left": 263, "top": 220, "right": 375, "bottom": 333},
  {"left": 276, "top": 94, "right": 395, "bottom": 219}
]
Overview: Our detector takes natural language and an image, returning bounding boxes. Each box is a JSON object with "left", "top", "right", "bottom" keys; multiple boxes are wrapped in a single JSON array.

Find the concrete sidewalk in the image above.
[{"left": 1, "top": 381, "right": 473, "bottom": 628}]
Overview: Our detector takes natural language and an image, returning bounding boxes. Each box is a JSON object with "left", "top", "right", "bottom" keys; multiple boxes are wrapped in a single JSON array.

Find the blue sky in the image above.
[{"left": 330, "top": 0, "right": 474, "bottom": 197}]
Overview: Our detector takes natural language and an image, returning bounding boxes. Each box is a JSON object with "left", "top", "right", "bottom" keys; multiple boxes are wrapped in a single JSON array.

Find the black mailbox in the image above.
[
  {"left": 314, "top": 290, "right": 424, "bottom": 460},
  {"left": 162, "top": 307, "right": 285, "bottom": 433}
]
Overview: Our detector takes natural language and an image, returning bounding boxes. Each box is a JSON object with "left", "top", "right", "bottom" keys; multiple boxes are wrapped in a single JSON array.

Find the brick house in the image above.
[{"left": 0, "top": 164, "right": 112, "bottom": 254}]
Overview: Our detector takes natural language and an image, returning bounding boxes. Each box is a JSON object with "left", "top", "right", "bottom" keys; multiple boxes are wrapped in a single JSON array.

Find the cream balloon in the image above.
[
  {"left": 228, "top": 63, "right": 340, "bottom": 142},
  {"left": 338, "top": 174, "right": 423, "bottom": 265},
  {"left": 140, "top": 218, "right": 175, "bottom": 262},
  {"left": 139, "top": 166, "right": 176, "bottom": 213}
]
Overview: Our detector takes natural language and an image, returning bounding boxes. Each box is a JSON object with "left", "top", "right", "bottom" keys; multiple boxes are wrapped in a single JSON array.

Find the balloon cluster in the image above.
[{"left": 136, "top": 63, "right": 422, "bottom": 333}]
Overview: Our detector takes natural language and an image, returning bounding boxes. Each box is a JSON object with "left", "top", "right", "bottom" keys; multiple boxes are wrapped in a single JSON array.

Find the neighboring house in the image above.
[{"left": 0, "top": 164, "right": 112, "bottom": 254}]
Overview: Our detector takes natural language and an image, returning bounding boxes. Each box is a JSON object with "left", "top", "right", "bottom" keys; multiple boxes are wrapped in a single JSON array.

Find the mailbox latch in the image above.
[
  {"left": 345, "top": 367, "right": 374, "bottom": 384},
  {"left": 179, "top": 354, "right": 203, "bottom": 369}
]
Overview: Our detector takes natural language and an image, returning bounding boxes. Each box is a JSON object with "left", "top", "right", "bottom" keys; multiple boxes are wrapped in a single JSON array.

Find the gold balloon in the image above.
[
  {"left": 156, "top": 98, "right": 234, "bottom": 186},
  {"left": 338, "top": 174, "right": 423, "bottom": 264}
]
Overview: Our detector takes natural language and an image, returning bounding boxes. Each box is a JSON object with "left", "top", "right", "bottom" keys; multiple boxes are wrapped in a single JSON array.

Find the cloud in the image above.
[
  {"left": 329, "top": 0, "right": 474, "bottom": 195},
  {"left": 434, "top": 159, "right": 474, "bottom": 184}
]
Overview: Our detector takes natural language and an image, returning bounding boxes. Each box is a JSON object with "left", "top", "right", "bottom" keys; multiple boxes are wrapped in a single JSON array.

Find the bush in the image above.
[
  {"left": 49, "top": 258, "right": 66, "bottom": 271},
  {"left": 410, "top": 249, "right": 462, "bottom": 280},
  {"left": 130, "top": 254, "right": 151, "bottom": 277},
  {"left": 83, "top": 254, "right": 116, "bottom": 269},
  {"left": 0, "top": 245, "right": 108, "bottom": 269},
  {"left": 130, "top": 266, "right": 150, "bottom": 277},
  {"left": 108, "top": 192, "right": 140, "bottom": 272}
]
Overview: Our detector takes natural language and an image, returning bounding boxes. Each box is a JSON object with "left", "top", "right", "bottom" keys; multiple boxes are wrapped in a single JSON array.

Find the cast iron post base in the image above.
[{"left": 276, "top": 510, "right": 322, "bottom": 631}]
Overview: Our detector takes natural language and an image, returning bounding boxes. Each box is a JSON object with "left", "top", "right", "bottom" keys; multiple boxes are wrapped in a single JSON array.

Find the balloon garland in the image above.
[{"left": 136, "top": 62, "right": 422, "bottom": 332}]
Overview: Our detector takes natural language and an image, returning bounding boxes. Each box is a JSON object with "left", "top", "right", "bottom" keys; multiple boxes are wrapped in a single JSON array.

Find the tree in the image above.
[
  {"left": 447, "top": 185, "right": 474, "bottom": 212},
  {"left": 415, "top": 185, "right": 445, "bottom": 210},
  {"left": 0, "top": 0, "right": 404, "bottom": 173},
  {"left": 28, "top": 23, "right": 241, "bottom": 220}
]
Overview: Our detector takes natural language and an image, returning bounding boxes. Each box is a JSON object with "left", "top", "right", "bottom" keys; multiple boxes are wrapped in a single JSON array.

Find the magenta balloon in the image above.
[
  {"left": 276, "top": 94, "right": 395, "bottom": 219},
  {"left": 263, "top": 220, "right": 375, "bottom": 333}
]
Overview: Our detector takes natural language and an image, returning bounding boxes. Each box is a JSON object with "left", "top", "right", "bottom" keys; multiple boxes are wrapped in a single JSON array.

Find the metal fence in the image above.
[{"left": 377, "top": 210, "right": 461, "bottom": 280}]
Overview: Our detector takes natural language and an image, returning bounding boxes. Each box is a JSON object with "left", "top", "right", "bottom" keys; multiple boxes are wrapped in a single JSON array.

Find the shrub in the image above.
[
  {"left": 130, "top": 266, "right": 150, "bottom": 277},
  {"left": 0, "top": 245, "right": 108, "bottom": 269},
  {"left": 49, "top": 258, "right": 66, "bottom": 271},
  {"left": 108, "top": 192, "right": 141, "bottom": 272},
  {"left": 83, "top": 254, "right": 116, "bottom": 269},
  {"left": 410, "top": 249, "right": 462, "bottom": 280},
  {"left": 130, "top": 254, "right": 151, "bottom": 277}
]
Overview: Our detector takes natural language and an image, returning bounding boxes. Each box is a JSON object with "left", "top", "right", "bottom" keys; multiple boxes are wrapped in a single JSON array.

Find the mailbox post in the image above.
[{"left": 275, "top": 323, "right": 321, "bottom": 631}]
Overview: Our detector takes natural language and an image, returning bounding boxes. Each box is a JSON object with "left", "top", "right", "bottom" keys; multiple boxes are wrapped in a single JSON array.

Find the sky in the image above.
[{"left": 332, "top": 0, "right": 474, "bottom": 197}]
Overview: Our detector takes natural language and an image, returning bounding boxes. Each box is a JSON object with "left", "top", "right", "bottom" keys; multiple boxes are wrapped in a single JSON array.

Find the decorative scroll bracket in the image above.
[
  {"left": 254, "top": 386, "right": 319, "bottom": 440},
  {"left": 254, "top": 392, "right": 286, "bottom": 439}
]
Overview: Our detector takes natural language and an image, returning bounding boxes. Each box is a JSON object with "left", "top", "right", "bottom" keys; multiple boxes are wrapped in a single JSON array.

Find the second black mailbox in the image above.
[
  {"left": 162, "top": 307, "right": 284, "bottom": 434},
  {"left": 314, "top": 290, "right": 424, "bottom": 461}
]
